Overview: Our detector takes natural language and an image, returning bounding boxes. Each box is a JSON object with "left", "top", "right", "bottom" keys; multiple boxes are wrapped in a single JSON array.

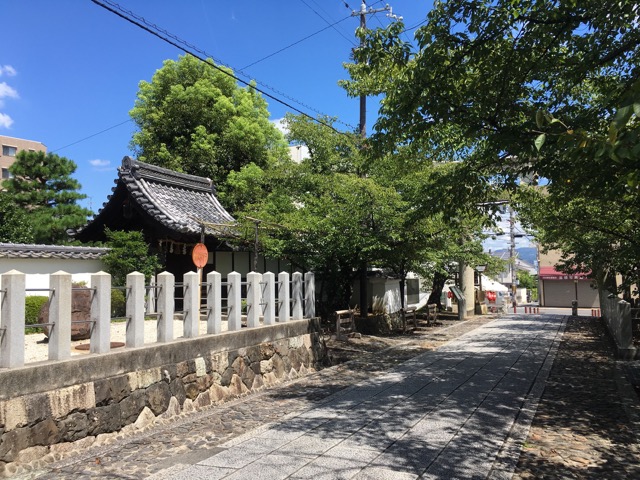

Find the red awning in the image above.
[{"left": 539, "top": 266, "right": 590, "bottom": 280}]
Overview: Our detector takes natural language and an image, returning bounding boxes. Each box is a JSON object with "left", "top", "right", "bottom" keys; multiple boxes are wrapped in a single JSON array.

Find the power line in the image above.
[
  {"left": 50, "top": 118, "right": 132, "bottom": 153},
  {"left": 241, "top": 14, "right": 352, "bottom": 70},
  {"left": 299, "top": 0, "right": 357, "bottom": 46},
  {"left": 92, "top": 0, "right": 356, "bottom": 133}
]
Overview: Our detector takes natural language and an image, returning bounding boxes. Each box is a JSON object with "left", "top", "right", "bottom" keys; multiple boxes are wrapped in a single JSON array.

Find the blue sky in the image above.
[
  {"left": 1, "top": 0, "right": 532, "bottom": 251},
  {"left": 2, "top": 0, "right": 431, "bottom": 211}
]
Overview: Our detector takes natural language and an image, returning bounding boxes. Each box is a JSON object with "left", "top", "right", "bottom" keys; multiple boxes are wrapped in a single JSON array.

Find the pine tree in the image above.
[{"left": 5, "top": 150, "right": 92, "bottom": 244}]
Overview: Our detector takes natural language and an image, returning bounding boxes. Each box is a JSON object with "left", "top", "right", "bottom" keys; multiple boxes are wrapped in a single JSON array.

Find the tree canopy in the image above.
[
  {"left": 4, "top": 150, "right": 91, "bottom": 244},
  {"left": 341, "top": 0, "right": 640, "bottom": 293},
  {"left": 129, "top": 54, "right": 290, "bottom": 193},
  {"left": 342, "top": 0, "right": 640, "bottom": 182}
]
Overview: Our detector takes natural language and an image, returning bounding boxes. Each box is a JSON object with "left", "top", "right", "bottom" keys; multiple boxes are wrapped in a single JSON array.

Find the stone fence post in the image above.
[
  {"left": 183, "top": 271, "right": 199, "bottom": 338},
  {"left": 126, "top": 272, "right": 145, "bottom": 348},
  {"left": 278, "top": 272, "right": 290, "bottom": 322},
  {"left": 304, "top": 272, "right": 315, "bottom": 319},
  {"left": 0, "top": 270, "right": 25, "bottom": 368},
  {"left": 227, "top": 272, "right": 242, "bottom": 331},
  {"left": 157, "top": 272, "right": 174, "bottom": 342},
  {"left": 247, "top": 272, "right": 261, "bottom": 328},
  {"left": 90, "top": 272, "right": 111, "bottom": 354},
  {"left": 263, "top": 272, "right": 275, "bottom": 325},
  {"left": 292, "top": 272, "right": 303, "bottom": 320},
  {"left": 207, "top": 271, "right": 222, "bottom": 334},
  {"left": 50, "top": 271, "right": 72, "bottom": 361}
]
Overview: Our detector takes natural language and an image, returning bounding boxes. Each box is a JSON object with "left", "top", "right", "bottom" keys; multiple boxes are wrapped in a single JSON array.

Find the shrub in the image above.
[
  {"left": 111, "top": 289, "right": 126, "bottom": 318},
  {"left": 25, "top": 296, "right": 49, "bottom": 334}
]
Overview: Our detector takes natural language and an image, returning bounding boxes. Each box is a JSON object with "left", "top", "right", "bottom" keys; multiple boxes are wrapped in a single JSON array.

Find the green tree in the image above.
[
  {"left": 518, "top": 80, "right": 640, "bottom": 293},
  {"left": 101, "top": 229, "right": 162, "bottom": 286},
  {"left": 342, "top": 0, "right": 640, "bottom": 184},
  {"left": 129, "top": 54, "right": 289, "bottom": 194},
  {"left": 227, "top": 115, "right": 498, "bottom": 316},
  {"left": 0, "top": 191, "right": 34, "bottom": 243},
  {"left": 5, "top": 151, "right": 91, "bottom": 244}
]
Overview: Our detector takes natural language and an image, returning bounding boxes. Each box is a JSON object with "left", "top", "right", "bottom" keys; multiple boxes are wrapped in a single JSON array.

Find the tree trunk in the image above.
[{"left": 427, "top": 271, "right": 448, "bottom": 310}]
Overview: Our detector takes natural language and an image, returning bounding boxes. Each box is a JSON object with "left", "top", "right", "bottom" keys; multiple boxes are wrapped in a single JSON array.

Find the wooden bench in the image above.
[
  {"left": 335, "top": 309, "right": 356, "bottom": 340},
  {"left": 403, "top": 307, "right": 417, "bottom": 332}
]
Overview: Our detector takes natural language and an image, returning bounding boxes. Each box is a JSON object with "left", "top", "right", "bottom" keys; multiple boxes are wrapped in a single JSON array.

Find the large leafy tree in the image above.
[
  {"left": 341, "top": 0, "right": 640, "bottom": 295},
  {"left": 518, "top": 82, "right": 640, "bottom": 292},
  {"left": 129, "top": 54, "right": 289, "bottom": 193},
  {"left": 5, "top": 151, "right": 91, "bottom": 244},
  {"left": 227, "top": 114, "right": 497, "bottom": 316},
  {"left": 342, "top": 0, "right": 640, "bottom": 183}
]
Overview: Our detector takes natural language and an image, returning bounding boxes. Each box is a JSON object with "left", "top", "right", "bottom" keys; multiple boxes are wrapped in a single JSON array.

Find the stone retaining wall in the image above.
[{"left": 0, "top": 319, "right": 327, "bottom": 474}]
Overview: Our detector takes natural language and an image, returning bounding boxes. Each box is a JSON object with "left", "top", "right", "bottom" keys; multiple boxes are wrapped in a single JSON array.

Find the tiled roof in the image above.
[
  {"left": 0, "top": 243, "right": 108, "bottom": 260},
  {"left": 75, "top": 157, "right": 236, "bottom": 239}
]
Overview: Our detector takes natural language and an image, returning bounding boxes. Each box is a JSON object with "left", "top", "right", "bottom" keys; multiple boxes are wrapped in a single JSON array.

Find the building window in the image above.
[
  {"left": 1, "top": 168, "right": 11, "bottom": 179},
  {"left": 2, "top": 145, "right": 17, "bottom": 157}
]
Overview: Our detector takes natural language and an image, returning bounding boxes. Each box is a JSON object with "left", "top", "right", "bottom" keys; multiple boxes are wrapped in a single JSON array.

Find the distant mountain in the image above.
[{"left": 490, "top": 247, "right": 537, "bottom": 266}]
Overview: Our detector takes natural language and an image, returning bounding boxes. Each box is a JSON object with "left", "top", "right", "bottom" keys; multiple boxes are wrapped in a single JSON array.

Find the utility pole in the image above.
[
  {"left": 351, "top": 1, "right": 401, "bottom": 317},
  {"left": 510, "top": 206, "right": 517, "bottom": 299}
]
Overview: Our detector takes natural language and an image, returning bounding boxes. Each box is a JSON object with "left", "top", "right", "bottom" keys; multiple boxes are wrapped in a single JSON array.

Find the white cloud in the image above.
[
  {"left": 0, "top": 65, "right": 17, "bottom": 77},
  {"left": 89, "top": 159, "right": 112, "bottom": 171},
  {"left": 271, "top": 117, "right": 288, "bottom": 136},
  {"left": 0, "top": 112, "right": 13, "bottom": 129},
  {"left": 0, "top": 82, "right": 18, "bottom": 108}
]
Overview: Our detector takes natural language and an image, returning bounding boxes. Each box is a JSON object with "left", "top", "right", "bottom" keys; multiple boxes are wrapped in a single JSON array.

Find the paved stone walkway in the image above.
[
  {"left": 14, "top": 314, "right": 640, "bottom": 479},
  {"left": 512, "top": 316, "right": 640, "bottom": 479}
]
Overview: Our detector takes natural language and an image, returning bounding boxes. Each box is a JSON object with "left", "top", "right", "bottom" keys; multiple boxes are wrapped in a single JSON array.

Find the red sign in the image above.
[{"left": 192, "top": 243, "right": 208, "bottom": 268}]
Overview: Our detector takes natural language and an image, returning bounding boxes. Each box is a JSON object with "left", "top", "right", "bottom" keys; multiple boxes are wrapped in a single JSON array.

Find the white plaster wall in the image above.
[{"left": 0, "top": 258, "right": 104, "bottom": 296}]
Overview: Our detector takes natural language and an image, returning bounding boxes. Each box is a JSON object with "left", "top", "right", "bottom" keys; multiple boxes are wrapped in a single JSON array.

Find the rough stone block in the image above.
[
  {"left": 228, "top": 374, "right": 250, "bottom": 397},
  {"left": 260, "top": 343, "right": 275, "bottom": 359},
  {"left": 220, "top": 367, "right": 234, "bottom": 387},
  {"left": 303, "top": 334, "right": 312, "bottom": 349},
  {"left": 245, "top": 346, "right": 262, "bottom": 364},
  {"left": 231, "top": 356, "right": 249, "bottom": 379},
  {"left": 58, "top": 412, "right": 88, "bottom": 442},
  {"left": 259, "top": 358, "right": 273, "bottom": 375},
  {"left": 208, "top": 384, "right": 227, "bottom": 404},
  {"left": 272, "top": 354, "right": 286, "bottom": 378},
  {"left": 133, "top": 407, "right": 156, "bottom": 430},
  {"left": 194, "top": 357, "right": 207, "bottom": 377},
  {"left": 87, "top": 404, "right": 122, "bottom": 436},
  {"left": 241, "top": 366, "right": 256, "bottom": 389},
  {"left": 0, "top": 397, "right": 28, "bottom": 432},
  {"left": 176, "top": 361, "right": 190, "bottom": 378},
  {"left": 119, "top": 390, "right": 147, "bottom": 425},
  {"left": 158, "top": 396, "right": 181, "bottom": 420},
  {"left": 274, "top": 339, "right": 290, "bottom": 357},
  {"left": 184, "top": 383, "right": 200, "bottom": 401},
  {"left": 145, "top": 382, "right": 171, "bottom": 416},
  {"left": 251, "top": 375, "right": 264, "bottom": 391},
  {"left": 288, "top": 336, "right": 303, "bottom": 349},
  {"left": 210, "top": 352, "right": 229, "bottom": 374},
  {"left": 25, "top": 393, "right": 53, "bottom": 425},
  {"left": 0, "top": 427, "right": 31, "bottom": 463},
  {"left": 30, "top": 418, "right": 60, "bottom": 446},
  {"left": 169, "top": 379, "right": 186, "bottom": 406},
  {"left": 49, "top": 384, "right": 95, "bottom": 420},
  {"left": 128, "top": 368, "right": 162, "bottom": 391},
  {"left": 94, "top": 375, "right": 131, "bottom": 406},
  {"left": 193, "top": 391, "right": 211, "bottom": 409}
]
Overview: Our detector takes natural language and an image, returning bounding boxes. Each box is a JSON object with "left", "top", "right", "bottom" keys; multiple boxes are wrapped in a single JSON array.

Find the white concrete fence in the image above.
[
  {"left": 600, "top": 294, "right": 637, "bottom": 359},
  {"left": 0, "top": 270, "right": 316, "bottom": 369}
]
